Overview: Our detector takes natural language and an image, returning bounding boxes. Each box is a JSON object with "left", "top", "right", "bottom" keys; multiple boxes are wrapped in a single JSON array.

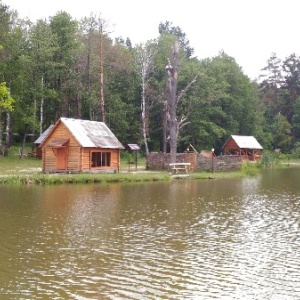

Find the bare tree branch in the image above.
[{"left": 176, "top": 75, "right": 197, "bottom": 106}]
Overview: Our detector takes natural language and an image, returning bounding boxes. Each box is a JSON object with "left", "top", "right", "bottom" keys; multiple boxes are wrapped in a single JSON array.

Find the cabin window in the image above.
[{"left": 91, "top": 152, "right": 111, "bottom": 167}]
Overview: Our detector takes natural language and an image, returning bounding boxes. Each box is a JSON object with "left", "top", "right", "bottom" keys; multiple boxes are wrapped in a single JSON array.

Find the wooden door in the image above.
[
  {"left": 56, "top": 148, "right": 67, "bottom": 170},
  {"left": 185, "top": 152, "right": 196, "bottom": 171}
]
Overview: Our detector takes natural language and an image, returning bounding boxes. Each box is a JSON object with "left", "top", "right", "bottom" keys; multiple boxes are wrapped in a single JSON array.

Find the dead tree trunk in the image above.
[
  {"left": 166, "top": 42, "right": 179, "bottom": 163},
  {"left": 165, "top": 41, "right": 197, "bottom": 163},
  {"left": 162, "top": 100, "right": 168, "bottom": 153}
]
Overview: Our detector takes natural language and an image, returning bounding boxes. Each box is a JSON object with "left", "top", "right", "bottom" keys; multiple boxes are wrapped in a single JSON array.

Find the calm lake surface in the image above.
[{"left": 1, "top": 168, "right": 300, "bottom": 299}]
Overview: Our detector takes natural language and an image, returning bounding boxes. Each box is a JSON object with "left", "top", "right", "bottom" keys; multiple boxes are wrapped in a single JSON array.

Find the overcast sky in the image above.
[{"left": 3, "top": 0, "right": 299, "bottom": 80}]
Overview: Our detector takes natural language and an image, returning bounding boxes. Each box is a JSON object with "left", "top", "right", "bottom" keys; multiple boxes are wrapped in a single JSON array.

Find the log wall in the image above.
[{"left": 42, "top": 123, "right": 80, "bottom": 172}]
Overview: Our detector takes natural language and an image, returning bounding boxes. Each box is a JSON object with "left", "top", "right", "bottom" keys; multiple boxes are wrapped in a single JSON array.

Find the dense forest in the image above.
[{"left": 1, "top": 1, "right": 300, "bottom": 157}]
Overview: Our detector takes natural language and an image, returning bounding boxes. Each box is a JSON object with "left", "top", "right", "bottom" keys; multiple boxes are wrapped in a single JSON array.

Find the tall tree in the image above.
[
  {"left": 134, "top": 41, "right": 157, "bottom": 156},
  {"left": 79, "top": 14, "right": 112, "bottom": 122},
  {"left": 271, "top": 113, "right": 292, "bottom": 152},
  {"left": 166, "top": 41, "right": 197, "bottom": 162},
  {"left": 0, "top": 82, "right": 14, "bottom": 155},
  {"left": 29, "top": 19, "right": 57, "bottom": 133},
  {"left": 292, "top": 96, "right": 300, "bottom": 141},
  {"left": 159, "top": 21, "right": 193, "bottom": 58},
  {"left": 259, "top": 53, "right": 283, "bottom": 117},
  {"left": 50, "top": 11, "right": 79, "bottom": 119},
  {"left": 282, "top": 53, "right": 300, "bottom": 122}
]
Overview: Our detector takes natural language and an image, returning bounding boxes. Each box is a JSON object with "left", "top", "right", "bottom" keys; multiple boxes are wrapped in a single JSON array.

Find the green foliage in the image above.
[
  {"left": 260, "top": 150, "right": 283, "bottom": 168},
  {"left": 270, "top": 113, "right": 292, "bottom": 152},
  {"left": 0, "top": 82, "right": 14, "bottom": 110},
  {"left": 2, "top": 5, "right": 300, "bottom": 155},
  {"left": 240, "top": 161, "right": 261, "bottom": 176},
  {"left": 288, "top": 142, "right": 300, "bottom": 159}
]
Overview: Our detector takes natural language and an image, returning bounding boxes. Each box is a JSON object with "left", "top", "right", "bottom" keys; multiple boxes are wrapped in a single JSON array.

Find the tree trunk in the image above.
[
  {"left": 166, "top": 42, "right": 179, "bottom": 163},
  {"left": 165, "top": 42, "right": 197, "bottom": 162},
  {"left": 141, "top": 77, "right": 149, "bottom": 157},
  {"left": 0, "top": 112, "right": 3, "bottom": 155},
  {"left": 99, "top": 22, "right": 105, "bottom": 123},
  {"left": 4, "top": 112, "right": 10, "bottom": 156},
  {"left": 162, "top": 100, "right": 168, "bottom": 153},
  {"left": 19, "top": 124, "right": 28, "bottom": 159},
  {"left": 40, "top": 75, "right": 44, "bottom": 135}
]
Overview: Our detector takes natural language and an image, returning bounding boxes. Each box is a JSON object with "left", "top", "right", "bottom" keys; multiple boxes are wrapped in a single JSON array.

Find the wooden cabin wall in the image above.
[
  {"left": 42, "top": 147, "right": 56, "bottom": 171},
  {"left": 68, "top": 146, "right": 82, "bottom": 171},
  {"left": 42, "top": 122, "right": 81, "bottom": 172},
  {"left": 82, "top": 148, "right": 91, "bottom": 171},
  {"left": 223, "top": 138, "right": 238, "bottom": 150},
  {"left": 81, "top": 148, "right": 120, "bottom": 172},
  {"left": 111, "top": 149, "right": 120, "bottom": 171}
]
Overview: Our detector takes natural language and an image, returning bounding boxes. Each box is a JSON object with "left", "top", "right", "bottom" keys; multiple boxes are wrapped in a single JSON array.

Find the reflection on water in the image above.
[{"left": 0, "top": 168, "right": 300, "bottom": 299}]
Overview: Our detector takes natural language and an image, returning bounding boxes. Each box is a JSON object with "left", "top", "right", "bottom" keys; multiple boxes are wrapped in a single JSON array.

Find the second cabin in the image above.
[{"left": 39, "top": 117, "right": 124, "bottom": 173}]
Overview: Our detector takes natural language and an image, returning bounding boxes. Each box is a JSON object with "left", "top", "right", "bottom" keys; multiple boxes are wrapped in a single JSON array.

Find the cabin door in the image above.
[{"left": 56, "top": 148, "right": 67, "bottom": 170}]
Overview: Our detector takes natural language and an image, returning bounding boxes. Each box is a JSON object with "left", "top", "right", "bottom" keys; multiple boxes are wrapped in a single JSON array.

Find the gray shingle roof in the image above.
[
  {"left": 39, "top": 118, "right": 124, "bottom": 149},
  {"left": 34, "top": 125, "right": 54, "bottom": 144},
  {"left": 61, "top": 118, "right": 124, "bottom": 149}
]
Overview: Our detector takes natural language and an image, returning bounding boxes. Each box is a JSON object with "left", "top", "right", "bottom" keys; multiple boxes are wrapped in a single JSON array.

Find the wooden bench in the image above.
[{"left": 169, "top": 162, "right": 191, "bottom": 174}]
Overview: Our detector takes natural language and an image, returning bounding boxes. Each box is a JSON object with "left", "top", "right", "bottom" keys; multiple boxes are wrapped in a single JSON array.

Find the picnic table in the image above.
[{"left": 169, "top": 162, "right": 191, "bottom": 174}]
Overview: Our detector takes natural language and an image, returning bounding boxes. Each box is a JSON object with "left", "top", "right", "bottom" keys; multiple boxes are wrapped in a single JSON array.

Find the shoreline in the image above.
[
  {"left": 0, "top": 168, "right": 244, "bottom": 185},
  {"left": 1, "top": 158, "right": 297, "bottom": 185}
]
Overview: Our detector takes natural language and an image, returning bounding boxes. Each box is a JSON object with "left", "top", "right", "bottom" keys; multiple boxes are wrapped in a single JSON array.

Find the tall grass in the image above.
[
  {"left": 0, "top": 172, "right": 171, "bottom": 185},
  {"left": 240, "top": 161, "right": 261, "bottom": 176}
]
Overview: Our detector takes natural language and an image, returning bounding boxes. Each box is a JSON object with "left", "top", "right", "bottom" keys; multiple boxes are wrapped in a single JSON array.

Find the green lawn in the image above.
[
  {"left": 0, "top": 146, "right": 41, "bottom": 175},
  {"left": 0, "top": 145, "right": 148, "bottom": 175}
]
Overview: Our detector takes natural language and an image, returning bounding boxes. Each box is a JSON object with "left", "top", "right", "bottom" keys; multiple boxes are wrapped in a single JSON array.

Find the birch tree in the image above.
[
  {"left": 134, "top": 42, "right": 156, "bottom": 156},
  {"left": 0, "top": 82, "right": 14, "bottom": 155},
  {"left": 29, "top": 19, "right": 56, "bottom": 134}
]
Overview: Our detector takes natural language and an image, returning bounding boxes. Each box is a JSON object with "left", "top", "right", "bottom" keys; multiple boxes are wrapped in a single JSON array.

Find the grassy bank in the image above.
[
  {"left": 0, "top": 157, "right": 241, "bottom": 186},
  {"left": 0, "top": 172, "right": 172, "bottom": 185},
  {"left": 0, "top": 169, "right": 247, "bottom": 185},
  {"left": 0, "top": 145, "right": 291, "bottom": 185}
]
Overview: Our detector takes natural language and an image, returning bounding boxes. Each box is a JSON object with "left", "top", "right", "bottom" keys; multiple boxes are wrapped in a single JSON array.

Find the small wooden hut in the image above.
[
  {"left": 223, "top": 135, "right": 263, "bottom": 161},
  {"left": 39, "top": 117, "right": 124, "bottom": 173}
]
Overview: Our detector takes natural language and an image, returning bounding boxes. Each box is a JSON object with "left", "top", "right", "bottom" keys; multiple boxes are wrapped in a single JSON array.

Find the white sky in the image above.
[{"left": 3, "top": 0, "right": 300, "bottom": 80}]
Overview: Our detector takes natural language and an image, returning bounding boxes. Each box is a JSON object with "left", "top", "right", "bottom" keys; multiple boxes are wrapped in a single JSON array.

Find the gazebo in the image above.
[{"left": 223, "top": 135, "right": 263, "bottom": 161}]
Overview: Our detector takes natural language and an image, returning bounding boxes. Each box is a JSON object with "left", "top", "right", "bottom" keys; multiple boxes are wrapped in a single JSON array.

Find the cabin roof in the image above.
[
  {"left": 34, "top": 125, "right": 54, "bottom": 144},
  {"left": 62, "top": 117, "right": 124, "bottom": 149},
  {"left": 41, "top": 117, "right": 124, "bottom": 149},
  {"left": 224, "top": 135, "right": 263, "bottom": 150}
]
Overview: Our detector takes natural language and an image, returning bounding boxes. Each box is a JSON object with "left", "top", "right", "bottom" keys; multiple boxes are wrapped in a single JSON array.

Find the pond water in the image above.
[{"left": 1, "top": 168, "right": 300, "bottom": 299}]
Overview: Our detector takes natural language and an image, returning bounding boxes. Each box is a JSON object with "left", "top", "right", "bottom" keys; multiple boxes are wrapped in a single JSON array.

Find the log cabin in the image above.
[
  {"left": 223, "top": 135, "right": 263, "bottom": 161},
  {"left": 39, "top": 117, "right": 124, "bottom": 173}
]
